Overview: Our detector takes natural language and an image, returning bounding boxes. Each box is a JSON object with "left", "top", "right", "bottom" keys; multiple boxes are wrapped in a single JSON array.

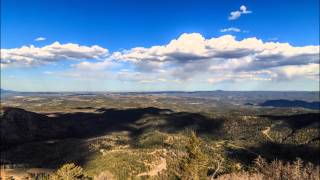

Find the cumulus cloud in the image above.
[
  {"left": 229, "top": 5, "right": 252, "bottom": 20},
  {"left": 1, "top": 42, "right": 108, "bottom": 67},
  {"left": 110, "top": 33, "right": 319, "bottom": 83},
  {"left": 2, "top": 33, "right": 319, "bottom": 85},
  {"left": 72, "top": 60, "right": 116, "bottom": 71},
  {"left": 220, "top": 27, "right": 241, "bottom": 33},
  {"left": 276, "top": 63, "right": 319, "bottom": 79},
  {"left": 34, "top": 37, "right": 46, "bottom": 41},
  {"left": 112, "top": 33, "right": 318, "bottom": 66}
]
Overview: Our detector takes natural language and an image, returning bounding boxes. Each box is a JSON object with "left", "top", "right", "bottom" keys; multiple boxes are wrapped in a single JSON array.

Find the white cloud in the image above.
[
  {"left": 34, "top": 37, "right": 46, "bottom": 41},
  {"left": 208, "top": 71, "right": 272, "bottom": 84},
  {"left": 2, "top": 33, "right": 319, "bottom": 85},
  {"left": 1, "top": 42, "right": 108, "bottom": 67},
  {"left": 110, "top": 33, "right": 319, "bottom": 82},
  {"left": 276, "top": 63, "right": 319, "bottom": 79},
  {"left": 240, "top": 5, "right": 252, "bottom": 14},
  {"left": 220, "top": 27, "right": 241, "bottom": 33},
  {"left": 229, "top": 5, "right": 252, "bottom": 20},
  {"left": 112, "top": 33, "right": 318, "bottom": 66},
  {"left": 72, "top": 60, "right": 116, "bottom": 71}
]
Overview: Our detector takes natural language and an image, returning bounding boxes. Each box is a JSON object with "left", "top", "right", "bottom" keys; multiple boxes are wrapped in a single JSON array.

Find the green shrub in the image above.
[
  {"left": 137, "top": 130, "right": 167, "bottom": 148},
  {"left": 53, "top": 163, "right": 91, "bottom": 180},
  {"left": 179, "top": 131, "right": 208, "bottom": 180},
  {"left": 253, "top": 156, "right": 320, "bottom": 180}
]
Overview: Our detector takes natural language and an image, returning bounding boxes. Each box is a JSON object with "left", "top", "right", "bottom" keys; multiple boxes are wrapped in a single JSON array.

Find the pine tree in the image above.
[
  {"left": 180, "top": 131, "right": 208, "bottom": 180},
  {"left": 52, "top": 163, "right": 90, "bottom": 180}
]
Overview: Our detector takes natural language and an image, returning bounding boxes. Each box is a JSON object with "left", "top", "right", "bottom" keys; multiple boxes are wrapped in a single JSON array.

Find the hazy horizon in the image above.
[{"left": 2, "top": 88, "right": 320, "bottom": 93}]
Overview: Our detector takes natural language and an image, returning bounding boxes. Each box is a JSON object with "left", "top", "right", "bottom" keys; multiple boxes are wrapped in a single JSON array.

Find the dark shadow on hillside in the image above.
[
  {"left": 259, "top": 99, "right": 320, "bottom": 110},
  {"left": 157, "top": 112, "right": 222, "bottom": 134},
  {"left": 226, "top": 142, "right": 320, "bottom": 166},
  {"left": 259, "top": 113, "right": 320, "bottom": 136},
  {"left": 1, "top": 139, "right": 90, "bottom": 169},
  {"left": 226, "top": 113, "right": 320, "bottom": 166},
  {"left": 1, "top": 107, "right": 223, "bottom": 168}
]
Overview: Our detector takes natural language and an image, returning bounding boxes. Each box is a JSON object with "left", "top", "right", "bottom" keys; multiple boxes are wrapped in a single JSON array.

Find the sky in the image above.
[{"left": 1, "top": 0, "right": 319, "bottom": 91}]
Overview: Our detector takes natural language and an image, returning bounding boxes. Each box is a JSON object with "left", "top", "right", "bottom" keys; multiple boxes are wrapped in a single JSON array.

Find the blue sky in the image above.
[{"left": 1, "top": 0, "right": 319, "bottom": 91}]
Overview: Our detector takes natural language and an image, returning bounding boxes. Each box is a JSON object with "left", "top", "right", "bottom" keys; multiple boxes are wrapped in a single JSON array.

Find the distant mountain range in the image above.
[
  {"left": 1, "top": 89, "right": 15, "bottom": 93},
  {"left": 0, "top": 89, "right": 18, "bottom": 95},
  {"left": 1, "top": 89, "right": 319, "bottom": 110},
  {"left": 259, "top": 100, "right": 320, "bottom": 110}
]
